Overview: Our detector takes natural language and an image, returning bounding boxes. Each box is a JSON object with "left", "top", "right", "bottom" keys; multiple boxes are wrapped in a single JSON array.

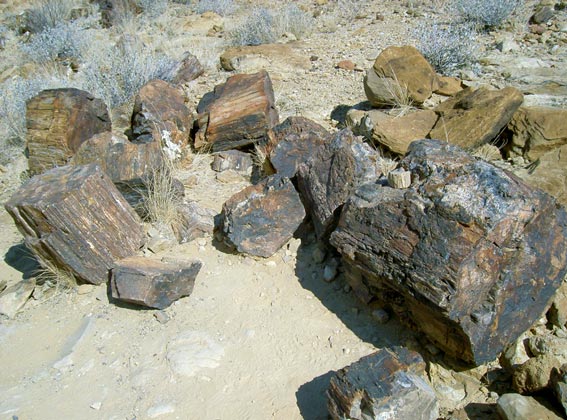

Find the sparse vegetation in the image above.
[
  {"left": 25, "top": 0, "right": 75, "bottom": 33},
  {"left": 452, "top": 0, "right": 523, "bottom": 28},
  {"left": 194, "top": 0, "right": 237, "bottom": 16},
  {"left": 136, "top": 0, "right": 169, "bottom": 17},
  {"left": 34, "top": 258, "right": 78, "bottom": 294}
]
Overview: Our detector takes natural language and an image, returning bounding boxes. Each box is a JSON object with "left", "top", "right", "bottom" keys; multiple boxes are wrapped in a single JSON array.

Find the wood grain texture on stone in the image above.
[
  {"left": 330, "top": 139, "right": 567, "bottom": 365},
  {"left": 327, "top": 347, "right": 439, "bottom": 420},
  {"left": 170, "top": 51, "right": 204, "bottom": 86},
  {"left": 26, "top": 88, "right": 111, "bottom": 175},
  {"left": 195, "top": 70, "right": 279, "bottom": 152},
  {"left": 429, "top": 86, "right": 524, "bottom": 149},
  {"left": 5, "top": 164, "right": 145, "bottom": 285},
  {"left": 172, "top": 200, "right": 217, "bottom": 244},
  {"left": 220, "top": 175, "right": 305, "bottom": 258},
  {"left": 111, "top": 257, "right": 202, "bottom": 309}
]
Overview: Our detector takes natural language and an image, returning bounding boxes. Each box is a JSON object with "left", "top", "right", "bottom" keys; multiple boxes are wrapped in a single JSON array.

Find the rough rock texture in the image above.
[
  {"left": 220, "top": 175, "right": 305, "bottom": 258},
  {"left": 548, "top": 282, "right": 567, "bottom": 329},
  {"left": 170, "top": 51, "right": 204, "bottom": 86},
  {"left": 435, "top": 76, "right": 463, "bottom": 96},
  {"left": 297, "top": 129, "right": 382, "bottom": 241},
  {"left": 506, "top": 106, "right": 567, "bottom": 161},
  {"left": 211, "top": 150, "right": 253, "bottom": 174},
  {"left": 111, "top": 257, "right": 202, "bottom": 309},
  {"left": 429, "top": 86, "right": 524, "bottom": 149},
  {"left": 512, "top": 354, "right": 559, "bottom": 394},
  {"left": 5, "top": 164, "right": 145, "bottom": 285},
  {"left": 551, "top": 364, "right": 567, "bottom": 416},
  {"left": 172, "top": 201, "right": 217, "bottom": 244},
  {"left": 364, "top": 45, "right": 439, "bottom": 106},
  {"left": 195, "top": 70, "right": 279, "bottom": 152},
  {"left": 330, "top": 139, "right": 567, "bottom": 365},
  {"left": 131, "top": 79, "right": 192, "bottom": 148},
  {"left": 497, "top": 394, "right": 562, "bottom": 420},
  {"left": 220, "top": 44, "right": 311, "bottom": 74},
  {"left": 522, "top": 144, "right": 567, "bottom": 207},
  {"left": 26, "top": 88, "right": 111, "bottom": 175},
  {"left": 0, "top": 279, "right": 36, "bottom": 318},
  {"left": 327, "top": 347, "right": 439, "bottom": 420},
  {"left": 268, "top": 116, "right": 329, "bottom": 152},
  {"left": 500, "top": 335, "right": 530, "bottom": 374}
]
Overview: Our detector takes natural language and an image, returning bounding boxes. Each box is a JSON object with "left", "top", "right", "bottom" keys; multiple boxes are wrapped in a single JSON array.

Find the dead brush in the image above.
[
  {"left": 34, "top": 258, "right": 78, "bottom": 296},
  {"left": 380, "top": 69, "right": 415, "bottom": 117}
]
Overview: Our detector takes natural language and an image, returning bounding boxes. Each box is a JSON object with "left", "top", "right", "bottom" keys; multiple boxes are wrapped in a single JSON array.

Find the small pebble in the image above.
[
  {"left": 371, "top": 309, "right": 390, "bottom": 324},
  {"left": 265, "top": 260, "right": 277, "bottom": 267},
  {"left": 90, "top": 402, "right": 102, "bottom": 410},
  {"left": 153, "top": 310, "right": 170, "bottom": 324}
]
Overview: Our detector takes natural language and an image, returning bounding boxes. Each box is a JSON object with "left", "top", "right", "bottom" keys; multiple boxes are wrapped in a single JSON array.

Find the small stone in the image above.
[
  {"left": 0, "top": 279, "right": 36, "bottom": 318},
  {"left": 312, "top": 246, "right": 326, "bottom": 264},
  {"left": 0, "top": 279, "right": 7, "bottom": 293},
  {"left": 387, "top": 168, "right": 411, "bottom": 189},
  {"left": 90, "top": 402, "right": 102, "bottom": 410},
  {"left": 336, "top": 60, "right": 357, "bottom": 71},
  {"left": 497, "top": 393, "right": 562, "bottom": 420},
  {"left": 371, "top": 308, "right": 390, "bottom": 324},
  {"left": 512, "top": 353, "right": 559, "bottom": 394},
  {"left": 323, "top": 259, "right": 339, "bottom": 282},
  {"left": 500, "top": 335, "right": 530, "bottom": 373},
  {"left": 265, "top": 260, "right": 277, "bottom": 267},
  {"left": 154, "top": 310, "right": 170, "bottom": 324}
]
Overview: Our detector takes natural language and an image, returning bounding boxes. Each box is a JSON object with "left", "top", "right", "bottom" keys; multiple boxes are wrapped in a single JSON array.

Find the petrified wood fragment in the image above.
[
  {"left": 330, "top": 139, "right": 567, "bottom": 365},
  {"left": 195, "top": 70, "right": 279, "bottom": 152},
  {"left": 26, "top": 88, "right": 111, "bottom": 175},
  {"left": 5, "top": 164, "right": 145, "bottom": 285}
]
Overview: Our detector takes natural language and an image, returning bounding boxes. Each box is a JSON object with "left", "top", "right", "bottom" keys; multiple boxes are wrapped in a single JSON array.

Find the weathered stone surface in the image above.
[
  {"left": 500, "top": 335, "right": 530, "bottom": 374},
  {"left": 131, "top": 79, "right": 192, "bottom": 150},
  {"left": 512, "top": 354, "right": 559, "bottom": 394},
  {"left": 497, "top": 394, "right": 562, "bottom": 420},
  {"left": 551, "top": 364, "right": 567, "bottom": 417},
  {"left": 220, "top": 44, "right": 311, "bottom": 74},
  {"left": 387, "top": 168, "right": 411, "bottom": 189},
  {"left": 170, "top": 51, "right": 204, "bottom": 86},
  {"left": 0, "top": 279, "right": 35, "bottom": 318},
  {"left": 435, "top": 76, "right": 463, "bottom": 96},
  {"left": 522, "top": 144, "right": 567, "bottom": 207},
  {"left": 330, "top": 139, "right": 567, "bottom": 365},
  {"left": 548, "top": 281, "right": 567, "bottom": 329},
  {"left": 111, "top": 257, "right": 202, "bottom": 309},
  {"left": 365, "top": 45, "right": 439, "bottom": 106},
  {"left": 327, "top": 347, "right": 439, "bottom": 420},
  {"left": 297, "top": 129, "right": 382, "bottom": 240},
  {"left": 429, "top": 86, "right": 524, "bottom": 149},
  {"left": 172, "top": 201, "right": 216, "bottom": 244},
  {"left": 195, "top": 70, "right": 279, "bottom": 152},
  {"left": 5, "top": 164, "right": 145, "bottom": 285},
  {"left": 26, "top": 88, "right": 111, "bottom": 175},
  {"left": 220, "top": 175, "right": 305, "bottom": 258},
  {"left": 527, "top": 335, "right": 567, "bottom": 364},
  {"left": 211, "top": 150, "right": 253, "bottom": 174},
  {"left": 506, "top": 106, "right": 567, "bottom": 161}
]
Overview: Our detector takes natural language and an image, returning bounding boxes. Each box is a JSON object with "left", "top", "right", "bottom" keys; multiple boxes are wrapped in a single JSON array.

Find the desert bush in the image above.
[
  {"left": 414, "top": 23, "right": 478, "bottom": 75},
  {"left": 452, "top": 0, "right": 523, "bottom": 28},
  {"left": 194, "top": 0, "right": 237, "bottom": 16},
  {"left": 25, "top": 0, "right": 75, "bottom": 33},
  {"left": 136, "top": 0, "right": 169, "bottom": 17},
  {"left": 273, "top": 4, "right": 314, "bottom": 40}
]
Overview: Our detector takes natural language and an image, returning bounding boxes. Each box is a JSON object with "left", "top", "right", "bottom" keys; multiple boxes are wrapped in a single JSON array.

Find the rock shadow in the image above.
[
  {"left": 296, "top": 370, "right": 335, "bottom": 420},
  {"left": 4, "top": 243, "right": 41, "bottom": 279}
]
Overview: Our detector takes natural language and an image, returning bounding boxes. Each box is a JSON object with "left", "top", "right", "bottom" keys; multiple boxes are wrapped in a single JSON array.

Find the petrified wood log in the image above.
[
  {"left": 5, "top": 164, "right": 145, "bottom": 285},
  {"left": 26, "top": 88, "right": 111, "bottom": 175},
  {"left": 194, "top": 70, "right": 279, "bottom": 152},
  {"left": 330, "top": 139, "right": 567, "bottom": 365},
  {"left": 328, "top": 347, "right": 439, "bottom": 420},
  {"left": 111, "top": 257, "right": 202, "bottom": 309}
]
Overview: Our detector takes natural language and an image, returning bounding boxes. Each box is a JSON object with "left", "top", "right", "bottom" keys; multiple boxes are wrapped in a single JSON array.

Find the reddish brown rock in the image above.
[
  {"left": 435, "top": 76, "right": 463, "bottom": 96},
  {"left": 5, "top": 164, "right": 145, "bottom": 285},
  {"left": 172, "top": 201, "right": 217, "bottom": 244},
  {"left": 330, "top": 139, "right": 567, "bottom": 365},
  {"left": 26, "top": 88, "right": 111, "bottom": 175},
  {"left": 195, "top": 70, "right": 279, "bottom": 152},
  {"left": 328, "top": 347, "right": 439, "bottom": 420},
  {"left": 220, "top": 175, "right": 305, "bottom": 257},
  {"left": 170, "top": 51, "right": 204, "bottom": 86},
  {"left": 211, "top": 150, "right": 253, "bottom": 175},
  {"left": 111, "top": 257, "right": 202, "bottom": 309}
]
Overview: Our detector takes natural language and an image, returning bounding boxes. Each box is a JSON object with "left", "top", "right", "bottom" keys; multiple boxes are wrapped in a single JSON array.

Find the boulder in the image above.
[
  {"left": 512, "top": 354, "right": 559, "bottom": 394},
  {"left": 327, "top": 347, "right": 439, "bottom": 420},
  {"left": 497, "top": 394, "right": 562, "bottom": 420},
  {"left": 330, "top": 139, "right": 567, "bottom": 365},
  {"left": 26, "top": 88, "right": 111, "bottom": 175},
  {"left": 429, "top": 86, "right": 524, "bottom": 149},
  {"left": 195, "top": 70, "right": 279, "bottom": 152},
  {"left": 220, "top": 175, "right": 305, "bottom": 258},
  {"left": 172, "top": 200, "right": 217, "bottom": 244},
  {"left": 297, "top": 129, "right": 382, "bottom": 241},
  {"left": 111, "top": 257, "right": 202, "bottom": 309},
  {"left": 365, "top": 45, "right": 439, "bottom": 106},
  {"left": 131, "top": 79, "right": 192, "bottom": 151},
  {"left": 506, "top": 106, "right": 567, "bottom": 161},
  {"left": 220, "top": 44, "right": 311, "bottom": 74},
  {"left": 211, "top": 150, "right": 253, "bottom": 175},
  {"left": 170, "top": 51, "right": 204, "bottom": 86},
  {"left": 5, "top": 164, "right": 145, "bottom": 285},
  {"left": 522, "top": 144, "right": 567, "bottom": 207}
]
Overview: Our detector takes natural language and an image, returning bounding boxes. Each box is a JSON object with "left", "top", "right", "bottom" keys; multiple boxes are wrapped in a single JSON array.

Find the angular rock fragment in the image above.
[
  {"left": 211, "top": 150, "right": 253, "bottom": 175},
  {"left": 111, "top": 257, "right": 202, "bottom": 309},
  {"left": 512, "top": 354, "right": 558, "bottom": 394},
  {"left": 434, "top": 76, "right": 463, "bottom": 96},
  {"left": 522, "top": 144, "right": 567, "bottom": 207},
  {"left": 327, "top": 347, "right": 439, "bottom": 420},
  {"left": 5, "top": 164, "right": 145, "bottom": 285},
  {"left": 172, "top": 200, "right": 217, "bottom": 244},
  {"left": 170, "top": 51, "right": 204, "bottom": 86},
  {"left": 195, "top": 70, "right": 279, "bottom": 152},
  {"left": 330, "top": 139, "right": 567, "bottom": 365},
  {"left": 551, "top": 364, "right": 567, "bottom": 416},
  {"left": 497, "top": 394, "right": 562, "bottom": 420},
  {"left": 26, "top": 88, "right": 111, "bottom": 175},
  {"left": 220, "top": 44, "right": 311, "bottom": 74},
  {"left": 220, "top": 175, "right": 305, "bottom": 258},
  {"left": 0, "top": 279, "right": 36, "bottom": 318}
]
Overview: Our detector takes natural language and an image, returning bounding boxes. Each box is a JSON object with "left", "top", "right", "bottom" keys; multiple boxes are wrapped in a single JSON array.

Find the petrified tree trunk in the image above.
[
  {"left": 330, "top": 139, "right": 567, "bottom": 365},
  {"left": 5, "top": 164, "right": 145, "bottom": 285},
  {"left": 194, "top": 70, "right": 279, "bottom": 152}
]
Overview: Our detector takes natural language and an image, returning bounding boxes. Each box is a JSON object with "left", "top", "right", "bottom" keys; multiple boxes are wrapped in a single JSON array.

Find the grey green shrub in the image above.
[
  {"left": 195, "top": 0, "right": 237, "bottom": 16},
  {"left": 136, "top": 0, "right": 169, "bottom": 17},
  {"left": 452, "top": 0, "right": 522, "bottom": 28},
  {"left": 25, "top": 0, "right": 75, "bottom": 33}
]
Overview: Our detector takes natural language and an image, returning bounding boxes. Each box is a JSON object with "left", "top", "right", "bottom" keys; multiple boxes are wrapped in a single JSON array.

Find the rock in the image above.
[
  {"left": 497, "top": 393, "right": 562, "bottom": 420},
  {"left": 323, "top": 258, "right": 340, "bottom": 282},
  {"left": 131, "top": 79, "right": 192, "bottom": 151},
  {"left": 220, "top": 44, "right": 311, "bottom": 74},
  {"left": 0, "top": 279, "right": 6, "bottom": 293},
  {"left": 220, "top": 175, "right": 305, "bottom": 258},
  {"left": 297, "top": 129, "right": 382, "bottom": 241},
  {"left": 195, "top": 70, "right": 279, "bottom": 152},
  {"left": 327, "top": 347, "right": 439, "bottom": 420},
  {"left": 551, "top": 364, "right": 567, "bottom": 416},
  {"left": 387, "top": 168, "right": 411, "bottom": 188},
  {"left": 26, "top": 88, "right": 111, "bottom": 175},
  {"left": 527, "top": 335, "right": 567, "bottom": 363},
  {"left": 531, "top": 6, "right": 555, "bottom": 24},
  {"left": 365, "top": 45, "right": 439, "bottom": 106},
  {"left": 371, "top": 308, "right": 390, "bottom": 324},
  {"left": 211, "top": 150, "right": 253, "bottom": 175},
  {"left": 111, "top": 257, "right": 202, "bottom": 309},
  {"left": 0, "top": 279, "right": 36, "bottom": 318},
  {"left": 364, "top": 109, "right": 438, "bottom": 155},
  {"left": 330, "top": 139, "right": 567, "bottom": 365},
  {"left": 429, "top": 86, "right": 524, "bottom": 149},
  {"left": 522, "top": 144, "right": 567, "bottom": 206},
  {"left": 434, "top": 76, "right": 463, "bottom": 96},
  {"left": 512, "top": 353, "right": 559, "bottom": 394},
  {"left": 548, "top": 282, "right": 567, "bottom": 328},
  {"left": 5, "top": 164, "right": 145, "bottom": 285},
  {"left": 268, "top": 116, "right": 329, "bottom": 151},
  {"left": 506, "top": 106, "right": 567, "bottom": 161},
  {"left": 500, "top": 335, "right": 530, "bottom": 374},
  {"left": 171, "top": 200, "right": 216, "bottom": 244},
  {"left": 170, "top": 51, "right": 204, "bottom": 86},
  {"left": 336, "top": 60, "right": 357, "bottom": 71}
]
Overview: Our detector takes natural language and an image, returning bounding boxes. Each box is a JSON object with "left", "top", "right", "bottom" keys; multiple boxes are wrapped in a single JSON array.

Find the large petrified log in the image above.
[
  {"left": 327, "top": 347, "right": 439, "bottom": 420},
  {"left": 5, "top": 164, "right": 145, "bottom": 285},
  {"left": 330, "top": 139, "right": 567, "bottom": 365},
  {"left": 26, "top": 88, "right": 111, "bottom": 175},
  {"left": 194, "top": 70, "right": 279, "bottom": 152}
]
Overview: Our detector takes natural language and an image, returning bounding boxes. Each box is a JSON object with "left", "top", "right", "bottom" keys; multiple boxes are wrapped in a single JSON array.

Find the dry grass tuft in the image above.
[{"left": 34, "top": 258, "right": 78, "bottom": 295}]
